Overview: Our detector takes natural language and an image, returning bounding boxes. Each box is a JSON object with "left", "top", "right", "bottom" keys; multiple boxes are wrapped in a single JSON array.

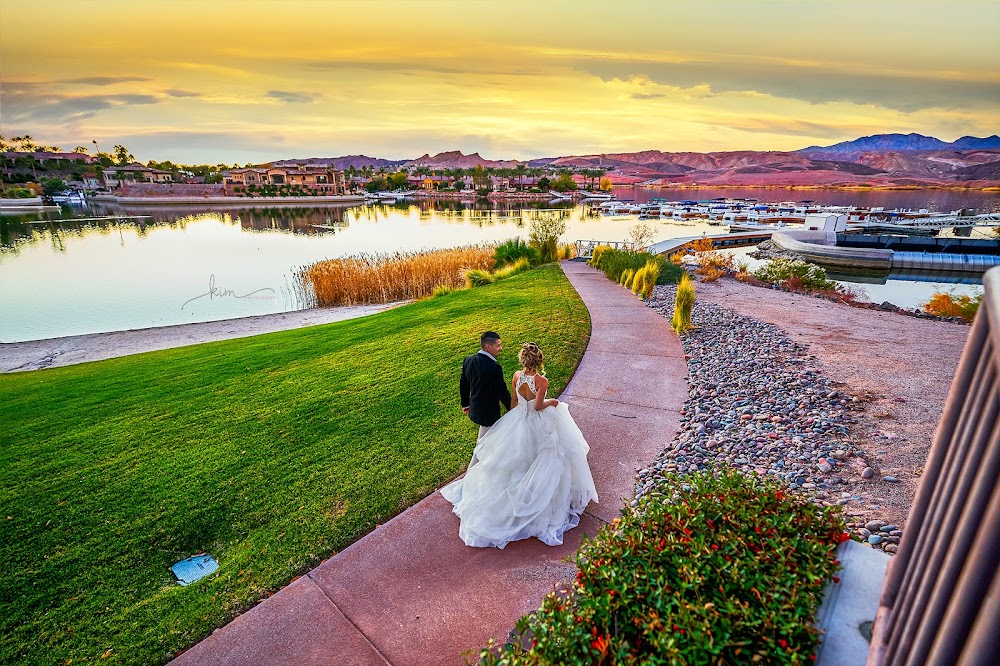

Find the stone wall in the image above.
[{"left": 119, "top": 183, "right": 225, "bottom": 197}]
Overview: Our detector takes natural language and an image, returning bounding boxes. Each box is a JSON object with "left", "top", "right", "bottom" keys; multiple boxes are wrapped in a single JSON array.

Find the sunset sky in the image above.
[{"left": 2, "top": 0, "right": 998, "bottom": 164}]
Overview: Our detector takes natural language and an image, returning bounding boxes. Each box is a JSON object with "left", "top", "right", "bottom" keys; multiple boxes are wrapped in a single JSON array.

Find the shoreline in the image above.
[{"left": 0, "top": 303, "right": 405, "bottom": 373}]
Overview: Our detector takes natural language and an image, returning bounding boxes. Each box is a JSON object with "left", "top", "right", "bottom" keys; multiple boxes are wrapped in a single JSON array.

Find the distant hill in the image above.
[
  {"left": 798, "top": 133, "right": 1000, "bottom": 157},
  {"left": 272, "top": 133, "right": 1000, "bottom": 188}
]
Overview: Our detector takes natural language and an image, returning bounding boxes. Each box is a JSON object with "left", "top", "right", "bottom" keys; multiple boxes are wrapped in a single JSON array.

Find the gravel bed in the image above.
[{"left": 637, "top": 284, "right": 902, "bottom": 553}]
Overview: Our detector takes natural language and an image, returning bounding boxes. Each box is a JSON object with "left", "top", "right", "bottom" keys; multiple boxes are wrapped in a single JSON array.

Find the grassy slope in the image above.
[{"left": 0, "top": 264, "right": 590, "bottom": 665}]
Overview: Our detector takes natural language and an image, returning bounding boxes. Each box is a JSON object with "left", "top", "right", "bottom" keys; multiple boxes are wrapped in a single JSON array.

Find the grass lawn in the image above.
[{"left": 0, "top": 264, "right": 590, "bottom": 665}]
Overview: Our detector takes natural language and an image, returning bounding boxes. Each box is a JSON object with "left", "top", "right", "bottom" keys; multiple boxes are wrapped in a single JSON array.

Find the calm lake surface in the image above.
[{"left": 2, "top": 186, "right": 998, "bottom": 343}]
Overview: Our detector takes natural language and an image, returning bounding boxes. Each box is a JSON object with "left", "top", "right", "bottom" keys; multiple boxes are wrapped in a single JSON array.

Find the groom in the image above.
[{"left": 461, "top": 331, "right": 513, "bottom": 440}]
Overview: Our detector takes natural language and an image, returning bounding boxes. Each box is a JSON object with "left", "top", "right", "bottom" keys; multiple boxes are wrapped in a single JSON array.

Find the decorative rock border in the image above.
[{"left": 637, "top": 285, "right": 903, "bottom": 553}]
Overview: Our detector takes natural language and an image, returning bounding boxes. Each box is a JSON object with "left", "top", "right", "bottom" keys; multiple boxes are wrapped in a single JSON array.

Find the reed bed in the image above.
[{"left": 299, "top": 245, "right": 494, "bottom": 306}]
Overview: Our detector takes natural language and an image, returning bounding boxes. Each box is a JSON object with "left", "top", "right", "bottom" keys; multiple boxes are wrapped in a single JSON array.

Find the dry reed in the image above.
[{"left": 299, "top": 245, "right": 494, "bottom": 307}]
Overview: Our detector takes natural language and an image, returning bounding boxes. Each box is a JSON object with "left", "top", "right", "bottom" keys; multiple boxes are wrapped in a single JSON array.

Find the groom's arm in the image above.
[
  {"left": 495, "top": 364, "right": 512, "bottom": 411},
  {"left": 460, "top": 357, "right": 471, "bottom": 411}
]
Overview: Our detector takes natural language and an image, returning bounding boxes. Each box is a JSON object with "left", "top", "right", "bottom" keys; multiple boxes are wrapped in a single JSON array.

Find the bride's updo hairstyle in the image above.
[{"left": 519, "top": 342, "right": 544, "bottom": 374}]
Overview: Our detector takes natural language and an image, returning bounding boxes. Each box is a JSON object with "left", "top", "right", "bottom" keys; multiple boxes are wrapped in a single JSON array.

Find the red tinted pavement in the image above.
[{"left": 172, "top": 260, "right": 687, "bottom": 665}]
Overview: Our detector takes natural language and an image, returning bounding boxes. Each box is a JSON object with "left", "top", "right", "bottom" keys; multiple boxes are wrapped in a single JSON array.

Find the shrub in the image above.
[
  {"left": 668, "top": 251, "right": 686, "bottom": 266},
  {"left": 687, "top": 237, "right": 715, "bottom": 253},
  {"left": 697, "top": 265, "right": 725, "bottom": 282},
  {"left": 632, "top": 260, "right": 660, "bottom": 299},
  {"left": 619, "top": 268, "right": 636, "bottom": 289},
  {"left": 494, "top": 238, "right": 540, "bottom": 269},
  {"left": 466, "top": 268, "right": 497, "bottom": 288},
  {"left": 529, "top": 213, "right": 568, "bottom": 263},
  {"left": 671, "top": 274, "right": 696, "bottom": 334},
  {"left": 922, "top": 290, "right": 982, "bottom": 322},
  {"left": 493, "top": 257, "right": 531, "bottom": 281},
  {"left": 479, "top": 470, "right": 846, "bottom": 665},
  {"left": 752, "top": 258, "right": 838, "bottom": 292}
]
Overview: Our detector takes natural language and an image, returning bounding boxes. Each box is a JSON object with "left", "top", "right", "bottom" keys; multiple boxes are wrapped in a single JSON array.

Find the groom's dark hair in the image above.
[{"left": 481, "top": 331, "right": 500, "bottom": 347}]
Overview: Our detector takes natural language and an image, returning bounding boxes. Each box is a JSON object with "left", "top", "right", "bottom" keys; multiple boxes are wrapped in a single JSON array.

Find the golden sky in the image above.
[{"left": 2, "top": 0, "right": 998, "bottom": 163}]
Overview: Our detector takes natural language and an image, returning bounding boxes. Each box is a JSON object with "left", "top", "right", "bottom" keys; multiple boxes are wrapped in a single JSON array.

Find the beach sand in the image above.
[{"left": 0, "top": 303, "right": 403, "bottom": 373}]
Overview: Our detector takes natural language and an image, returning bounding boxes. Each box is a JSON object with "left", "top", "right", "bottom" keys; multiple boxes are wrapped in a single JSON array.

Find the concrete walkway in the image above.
[{"left": 171, "top": 260, "right": 688, "bottom": 665}]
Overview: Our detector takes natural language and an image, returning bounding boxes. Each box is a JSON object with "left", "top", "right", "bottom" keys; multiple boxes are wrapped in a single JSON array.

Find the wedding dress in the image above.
[{"left": 441, "top": 372, "right": 598, "bottom": 549}]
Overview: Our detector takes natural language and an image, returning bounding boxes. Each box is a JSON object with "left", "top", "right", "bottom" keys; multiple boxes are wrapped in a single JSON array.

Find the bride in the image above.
[{"left": 441, "top": 342, "right": 598, "bottom": 549}]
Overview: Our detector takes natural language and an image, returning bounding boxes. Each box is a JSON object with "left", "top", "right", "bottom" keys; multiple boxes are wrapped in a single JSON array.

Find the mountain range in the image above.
[{"left": 278, "top": 134, "right": 1000, "bottom": 188}]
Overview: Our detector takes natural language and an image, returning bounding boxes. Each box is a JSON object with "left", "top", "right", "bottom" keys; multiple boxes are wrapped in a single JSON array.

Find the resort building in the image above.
[
  {"left": 223, "top": 164, "right": 347, "bottom": 195},
  {"left": 102, "top": 164, "right": 174, "bottom": 189}
]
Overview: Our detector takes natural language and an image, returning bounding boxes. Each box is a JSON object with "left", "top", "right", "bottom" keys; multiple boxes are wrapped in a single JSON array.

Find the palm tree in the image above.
[{"left": 514, "top": 163, "right": 528, "bottom": 191}]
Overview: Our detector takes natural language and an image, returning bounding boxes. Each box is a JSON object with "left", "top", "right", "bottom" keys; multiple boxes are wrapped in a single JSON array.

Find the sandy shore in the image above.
[
  {"left": 0, "top": 303, "right": 403, "bottom": 373},
  {"left": 696, "top": 279, "right": 970, "bottom": 529}
]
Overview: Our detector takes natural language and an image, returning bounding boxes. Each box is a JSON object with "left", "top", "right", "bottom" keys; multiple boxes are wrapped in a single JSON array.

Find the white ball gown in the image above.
[{"left": 441, "top": 373, "right": 599, "bottom": 549}]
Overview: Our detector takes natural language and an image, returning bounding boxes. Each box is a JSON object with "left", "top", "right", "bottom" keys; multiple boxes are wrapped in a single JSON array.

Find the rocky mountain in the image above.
[
  {"left": 403, "top": 151, "right": 516, "bottom": 169},
  {"left": 287, "top": 133, "right": 1000, "bottom": 187},
  {"left": 798, "top": 133, "right": 1000, "bottom": 158}
]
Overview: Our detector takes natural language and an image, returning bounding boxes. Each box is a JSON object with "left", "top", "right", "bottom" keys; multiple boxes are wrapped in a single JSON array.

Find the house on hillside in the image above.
[
  {"left": 102, "top": 164, "right": 173, "bottom": 189},
  {"left": 222, "top": 164, "right": 347, "bottom": 195},
  {"left": 1, "top": 151, "right": 96, "bottom": 164}
]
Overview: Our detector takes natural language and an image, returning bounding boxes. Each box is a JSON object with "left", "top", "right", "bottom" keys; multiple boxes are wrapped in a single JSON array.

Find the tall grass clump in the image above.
[
  {"left": 619, "top": 268, "right": 636, "bottom": 289},
  {"left": 588, "top": 244, "right": 612, "bottom": 268},
  {"left": 922, "top": 290, "right": 982, "bottom": 322},
  {"left": 300, "top": 245, "right": 494, "bottom": 306},
  {"left": 632, "top": 259, "right": 661, "bottom": 299},
  {"left": 598, "top": 248, "right": 683, "bottom": 286},
  {"left": 672, "top": 274, "right": 696, "bottom": 334},
  {"left": 466, "top": 268, "right": 497, "bottom": 287},
  {"left": 494, "top": 238, "right": 540, "bottom": 269},
  {"left": 493, "top": 257, "right": 531, "bottom": 281}
]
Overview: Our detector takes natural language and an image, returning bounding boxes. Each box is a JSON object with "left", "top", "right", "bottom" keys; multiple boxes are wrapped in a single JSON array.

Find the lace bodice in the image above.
[{"left": 516, "top": 372, "right": 542, "bottom": 402}]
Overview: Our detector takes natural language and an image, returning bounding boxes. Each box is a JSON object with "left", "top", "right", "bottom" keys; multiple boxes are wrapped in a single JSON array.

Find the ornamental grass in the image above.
[
  {"left": 631, "top": 260, "right": 661, "bottom": 300},
  {"left": 671, "top": 273, "right": 696, "bottom": 334},
  {"left": 299, "top": 245, "right": 494, "bottom": 306},
  {"left": 478, "top": 470, "right": 846, "bottom": 665}
]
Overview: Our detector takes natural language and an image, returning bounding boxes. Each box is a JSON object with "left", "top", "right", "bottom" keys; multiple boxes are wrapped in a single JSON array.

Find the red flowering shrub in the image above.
[{"left": 477, "top": 470, "right": 845, "bottom": 665}]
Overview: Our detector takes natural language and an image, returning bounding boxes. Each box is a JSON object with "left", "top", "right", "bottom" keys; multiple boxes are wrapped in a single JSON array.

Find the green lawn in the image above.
[{"left": 0, "top": 264, "right": 590, "bottom": 665}]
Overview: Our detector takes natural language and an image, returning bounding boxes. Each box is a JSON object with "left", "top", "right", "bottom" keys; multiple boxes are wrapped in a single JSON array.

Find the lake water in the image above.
[{"left": 1, "top": 186, "right": 998, "bottom": 343}]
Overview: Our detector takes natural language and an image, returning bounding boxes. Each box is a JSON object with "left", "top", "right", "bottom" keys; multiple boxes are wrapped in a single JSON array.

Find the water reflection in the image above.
[{"left": 1, "top": 190, "right": 998, "bottom": 342}]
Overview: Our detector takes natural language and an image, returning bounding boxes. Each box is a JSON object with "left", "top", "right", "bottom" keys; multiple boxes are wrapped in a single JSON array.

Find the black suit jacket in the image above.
[{"left": 461, "top": 352, "right": 513, "bottom": 427}]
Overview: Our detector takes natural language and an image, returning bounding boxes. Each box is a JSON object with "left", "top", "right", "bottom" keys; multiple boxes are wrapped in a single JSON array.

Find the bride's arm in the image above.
[
  {"left": 533, "top": 376, "right": 558, "bottom": 410},
  {"left": 510, "top": 371, "right": 519, "bottom": 408}
]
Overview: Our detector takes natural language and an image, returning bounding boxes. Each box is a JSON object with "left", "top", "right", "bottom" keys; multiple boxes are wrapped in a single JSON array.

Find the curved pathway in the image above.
[{"left": 171, "top": 261, "right": 688, "bottom": 665}]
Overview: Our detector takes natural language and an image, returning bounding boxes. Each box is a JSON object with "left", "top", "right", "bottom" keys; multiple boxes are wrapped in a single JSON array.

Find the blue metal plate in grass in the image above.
[{"left": 171, "top": 554, "right": 219, "bottom": 585}]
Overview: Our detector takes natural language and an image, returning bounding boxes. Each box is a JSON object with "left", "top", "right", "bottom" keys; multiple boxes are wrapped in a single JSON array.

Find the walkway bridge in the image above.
[{"left": 575, "top": 231, "right": 772, "bottom": 260}]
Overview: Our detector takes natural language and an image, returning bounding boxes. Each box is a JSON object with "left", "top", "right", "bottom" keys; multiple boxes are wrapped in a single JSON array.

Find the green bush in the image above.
[
  {"left": 598, "top": 249, "right": 683, "bottom": 286},
  {"left": 480, "top": 470, "right": 846, "bottom": 665},
  {"left": 752, "top": 258, "right": 838, "bottom": 291},
  {"left": 466, "top": 268, "right": 497, "bottom": 287},
  {"left": 495, "top": 238, "right": 541, "bottom": 269}
]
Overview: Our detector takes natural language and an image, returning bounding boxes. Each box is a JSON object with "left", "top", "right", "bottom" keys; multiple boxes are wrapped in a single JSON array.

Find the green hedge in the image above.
[{"left": 480, "top": 470, "right": 846, "bottom": 665}]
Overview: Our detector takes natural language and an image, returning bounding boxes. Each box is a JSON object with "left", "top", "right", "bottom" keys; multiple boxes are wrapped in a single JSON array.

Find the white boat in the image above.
[
  {"left": 549, "top": 190, "right": 573, "bottom": 199},
  {"left": 581, "top": 192, "right": 613, "bottom": 201}
]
